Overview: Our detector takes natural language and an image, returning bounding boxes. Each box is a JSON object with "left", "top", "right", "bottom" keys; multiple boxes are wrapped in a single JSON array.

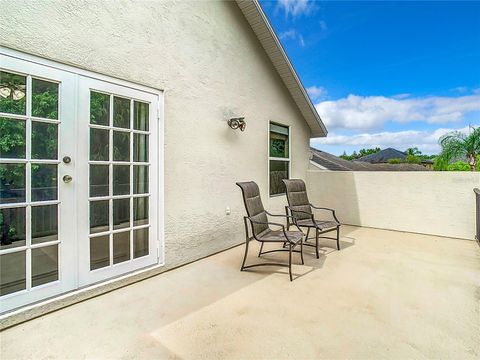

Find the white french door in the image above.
[
  {"left": 0, "top": 49, "right": 162, "bottom": 313},
  {"left": 76, "top": 77, "right": 159, "bottom": 286},
  {"left": 0, "top": 56, "right": 77, "bottom": 312}
]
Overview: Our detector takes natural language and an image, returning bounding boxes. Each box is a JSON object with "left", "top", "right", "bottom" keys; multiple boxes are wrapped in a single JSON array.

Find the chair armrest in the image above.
[
  {"left": 247, "top": 217, "right": 297, "bottom": 244},
  {"left": 309, "top": 204, "right": 339, "bottom": 223}
]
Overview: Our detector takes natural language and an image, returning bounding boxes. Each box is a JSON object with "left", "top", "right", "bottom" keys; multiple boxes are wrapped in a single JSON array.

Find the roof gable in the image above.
[{"left": 235, "top": 0, "right": 327, "bottom": 138}]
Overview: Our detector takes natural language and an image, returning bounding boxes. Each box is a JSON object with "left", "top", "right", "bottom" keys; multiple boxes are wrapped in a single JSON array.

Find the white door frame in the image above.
[{"left": 0, "top": 47, "right": 165, "bottom": 312}]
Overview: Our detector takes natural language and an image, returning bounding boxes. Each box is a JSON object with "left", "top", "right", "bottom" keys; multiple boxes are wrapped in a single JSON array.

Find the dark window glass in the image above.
[
  {"left": 269, "top": 123, "right": 289, "bottom": 158},
  {"left": 269, "top": 160, "right": 289, "bottom": 196},
  {"left": 0, "top": 117, "right": 26, "bottom": 159},
  {"left": 32, "top": 79, "right": 58, "bottom": 119}
]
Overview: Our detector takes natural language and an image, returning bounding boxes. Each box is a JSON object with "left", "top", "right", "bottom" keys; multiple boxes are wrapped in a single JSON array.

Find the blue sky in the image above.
[{"left": 260, "top": 0, "right": 480, "bottom": 155}]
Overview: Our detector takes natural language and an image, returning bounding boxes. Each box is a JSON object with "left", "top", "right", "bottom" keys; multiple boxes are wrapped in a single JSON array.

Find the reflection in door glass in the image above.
[
  {"left": 0, "top": 207, "right": 26, "bottom": 249},
  {"left": 0, "top": 251, "right": 26, "bottom": 296},
  {"left": 0, "top": 71, "right": 27, "bottom": 115},
  {"left": 32, "top": 78, "right": 58, "bottom": 119},
  {"left": 0, "top": 163, "right": 26, "bottom": 204},
  {"left": 31, "top": 122, "right": 58, "bottom": 160},
  {"left": 0, "top": 118, "right": 26, "bottom": 159},
  {"left": 31, "top": 164, "right": 57, "bottom": 202},
  {"left": 31, "top": 245, "right": 58, "bottom": 287}
]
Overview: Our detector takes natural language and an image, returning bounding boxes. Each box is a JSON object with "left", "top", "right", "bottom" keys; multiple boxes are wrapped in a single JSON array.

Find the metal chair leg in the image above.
[
  {"left": 288, "top": 243, "right": 293, "bottom": 281},
  {"left": 258, "top": 242, "right": 264, "bottom": 257},
  {"left": 315, "top": 228, "right": 319, "bottom": 259},
  {"left": 300, "top": 239, "right": 304, "bottom": 265},
  {"left": 241, "top": 238, "right": 250, "bottom": 271},
  {"left": 305, "top": 227, "right": 310, "bottom": 242},
  {"left": 336, "top": 226, "right": 340, "bottom": 250}
]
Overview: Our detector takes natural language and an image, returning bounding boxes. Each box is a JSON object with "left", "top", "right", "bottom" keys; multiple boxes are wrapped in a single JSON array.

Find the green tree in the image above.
[{"left": 437, "top": 126, "right": 480, "bottom": 171}]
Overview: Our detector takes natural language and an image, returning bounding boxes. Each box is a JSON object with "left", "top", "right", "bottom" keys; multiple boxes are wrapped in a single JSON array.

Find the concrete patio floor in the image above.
[{"left": 1, "top": 225, "right": 479, "bottom": 359}]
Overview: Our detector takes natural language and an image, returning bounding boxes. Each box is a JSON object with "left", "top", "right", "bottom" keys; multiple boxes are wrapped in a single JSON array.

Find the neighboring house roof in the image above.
[
  {"left": 235, "top": 0, "right": 327, "bottom": 138},
  {"left": 356, "top": 148, "right": 407, "bottom": 163},
  {"left": 310, "top": 148, "right": 428, "bottom": 171}
]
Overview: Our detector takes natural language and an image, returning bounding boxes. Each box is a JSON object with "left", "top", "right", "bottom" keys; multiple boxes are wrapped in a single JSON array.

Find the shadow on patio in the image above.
[{"left": 1, "top": 225, "right": 479, "bottom": 359}]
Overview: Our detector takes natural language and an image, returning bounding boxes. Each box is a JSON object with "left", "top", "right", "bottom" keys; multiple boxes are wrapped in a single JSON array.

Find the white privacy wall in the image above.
[
  {"left": 306, "top": 171, "right": 480, "bottom": 240},
  {"left": 0, "top": 1, "right": 311, "bottom": 268}
]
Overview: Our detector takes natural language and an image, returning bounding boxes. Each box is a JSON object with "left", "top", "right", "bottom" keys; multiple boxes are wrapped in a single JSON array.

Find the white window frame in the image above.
[
  {"left": 0, "top": 47, "right": 165, "bottom": 314},
  {"left": 268, "top": 122, "right": 291, "bottom": 197}
]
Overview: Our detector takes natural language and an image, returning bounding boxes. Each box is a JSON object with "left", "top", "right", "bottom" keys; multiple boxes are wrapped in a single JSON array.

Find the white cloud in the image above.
[
  {"left": 277, "top": 0, "right": 316, "bottom": 18},
  {"left": 312, "top": 126, "right": 476, "bottom": 154},
  {"left": 279, "top": 29, "right": 296, "bottom": 40},
  {"left": 319, "top": 20, "right": 327, "bottom": 31},
  {"left": 306, "top": 86, "right": 328, "bottom": 101},
  {"left": 315, "top": 93, "right": 480, "bottom": 131},
  {"left": 278, "top": 28, "right": 306, "bottom": 47},
  {"left": 298, "top": 34, "right": 305, "bottom": 47}
]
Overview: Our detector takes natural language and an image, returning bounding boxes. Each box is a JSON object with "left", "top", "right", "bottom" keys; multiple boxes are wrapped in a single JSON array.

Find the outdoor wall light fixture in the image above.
[
  {"left": 0, "top": 84, "right": 26, "bottom": 100},
  {"left": 228, "top": 117, "right": 246, "bottom": 131}
]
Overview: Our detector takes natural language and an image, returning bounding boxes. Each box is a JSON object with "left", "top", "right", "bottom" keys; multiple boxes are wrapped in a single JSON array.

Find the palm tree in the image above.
[{"left": 438, "top": 126, "right": 480, "bottom": 171}]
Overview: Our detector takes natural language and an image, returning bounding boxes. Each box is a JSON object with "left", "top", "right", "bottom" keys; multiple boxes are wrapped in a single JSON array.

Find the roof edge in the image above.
[{"left": 235, "top": 0, "right": 327, "bottom": 137}]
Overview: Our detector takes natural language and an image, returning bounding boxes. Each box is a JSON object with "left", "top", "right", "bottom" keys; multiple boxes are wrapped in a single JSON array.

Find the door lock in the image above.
[
  {"left": 63, "top": 156, "right": 72, "bottom": 164},
  {"left": 63, "top": 175, "right": 73, "bottom": 183}
]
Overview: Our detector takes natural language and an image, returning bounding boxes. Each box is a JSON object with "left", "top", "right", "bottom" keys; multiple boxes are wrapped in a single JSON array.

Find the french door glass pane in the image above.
[
  {"left": 31, "top": 245, "right": 58, "bottom": 287},
  {"left": 133, "top": 134, "right": 148, "bottom": 162},
  {"left": 31, "top": 164, "right": 57, "bottom": 202},
  {"left": 90, "top": 235, "right": 109, "bottom": 270},
  {"left": 133, "top": 197, "right": 149, "bottom": 226},
  {"left": 90, "top": 92, "right": 110, "bottom": 126},
  {"left": 31, "top": 121, "right": 58, "bottom": 160},
  {"left": 113, "top": 97, "right": 130, "bottom": 129},
  {"left": 31, "top": 204, "right": 58, "bottom": 244},
  {"left": 0, "top": 118, "right": 26, "bottom": 159},
  {"left": 113, "top": 165, "right": 130, "bottom": 195},
  {"left": 90, "top": 128, "right": 109, "bottom": 161},
  {"left": 113, "top": 131, "right": 130, "bottom": 162},
  {"left": 0, "top": 207, "right": 26, "bottom": 249},
  {"left": 32, "top": 78, "right": 58, "bottom": 119},
  {"left": 133, "top": 165, "right": 148, "bottom": 194},
  {"left": 89, "top": 165, "right": 109, "bottom": 197},
  {"left": 0, "top": 71, "right": 27, "bottom": 115},
  {"left": 0, "top": 163, "right": 26, "bottom": 204},
  {"left": 113, "top": 231, "right": 130, "bottom": 264},
  {"left": 90, "top": 200, "right": 109, "bottom": 234},
  {"left": 133, "top": 101, "right": 149, "bottom": 131},
  {"left": 113, "top": 198, "right": 130, "bottom": 230},
  {"left": 0, "top": 251, "right": 26, "bottom": 296},
  {"left": 133, "top": 228, "right": 148, "bottom": 258}
]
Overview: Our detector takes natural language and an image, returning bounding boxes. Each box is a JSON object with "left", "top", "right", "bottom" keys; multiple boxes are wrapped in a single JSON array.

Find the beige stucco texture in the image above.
[
  {"left": 0, "top": 0, "right": 311, "bottom": 270},
  {"left": 307, "top": 171, "right": 480, "bottom": 240},
  {"left": 1, "top": 225, "right": 479, "bottom": 359}
]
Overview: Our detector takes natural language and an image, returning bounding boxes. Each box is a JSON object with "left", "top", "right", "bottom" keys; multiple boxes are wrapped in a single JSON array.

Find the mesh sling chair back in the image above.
[
  {"left": 283, "top": 179, "right": 340, "bottom": 258},
  {"left": 236, "top": 181, "right": 304, "bottom": 281}
]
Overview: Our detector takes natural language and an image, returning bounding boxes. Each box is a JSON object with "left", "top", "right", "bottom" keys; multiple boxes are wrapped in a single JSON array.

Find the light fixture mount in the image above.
[{"left": 228, "top": 117, "right": 246, "bottom": 131}]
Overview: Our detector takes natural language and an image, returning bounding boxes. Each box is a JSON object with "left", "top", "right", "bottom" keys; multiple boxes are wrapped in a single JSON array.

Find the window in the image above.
[{"left": 269, "top": 123, "right": 290, "bottom": 196}]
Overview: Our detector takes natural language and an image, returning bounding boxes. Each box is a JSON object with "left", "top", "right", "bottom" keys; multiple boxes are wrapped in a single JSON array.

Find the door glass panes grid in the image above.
[
  {"left": 89, "top": 91, "right": 150, "bottom": 271},
  {"left": 0, "top": 69, "right": 60, "bottom": 296}
]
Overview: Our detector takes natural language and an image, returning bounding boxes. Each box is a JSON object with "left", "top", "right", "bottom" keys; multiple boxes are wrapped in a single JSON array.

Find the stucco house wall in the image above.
[{"left": 0, "top": 1, "right": 312, "bottom": 270}]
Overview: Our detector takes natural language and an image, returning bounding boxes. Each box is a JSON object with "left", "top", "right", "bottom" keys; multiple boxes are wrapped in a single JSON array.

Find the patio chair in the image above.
[
  {"left": 283, "top": 179, "right": 340, "bottom": 258},
  {"left": 236, "top": 181, "right": 304, "bottom": 281}
]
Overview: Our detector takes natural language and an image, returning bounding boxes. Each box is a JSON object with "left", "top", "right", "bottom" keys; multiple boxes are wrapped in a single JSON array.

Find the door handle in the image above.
[{"left": 63, "top": 175, "right": 73, "bottom": 183}]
